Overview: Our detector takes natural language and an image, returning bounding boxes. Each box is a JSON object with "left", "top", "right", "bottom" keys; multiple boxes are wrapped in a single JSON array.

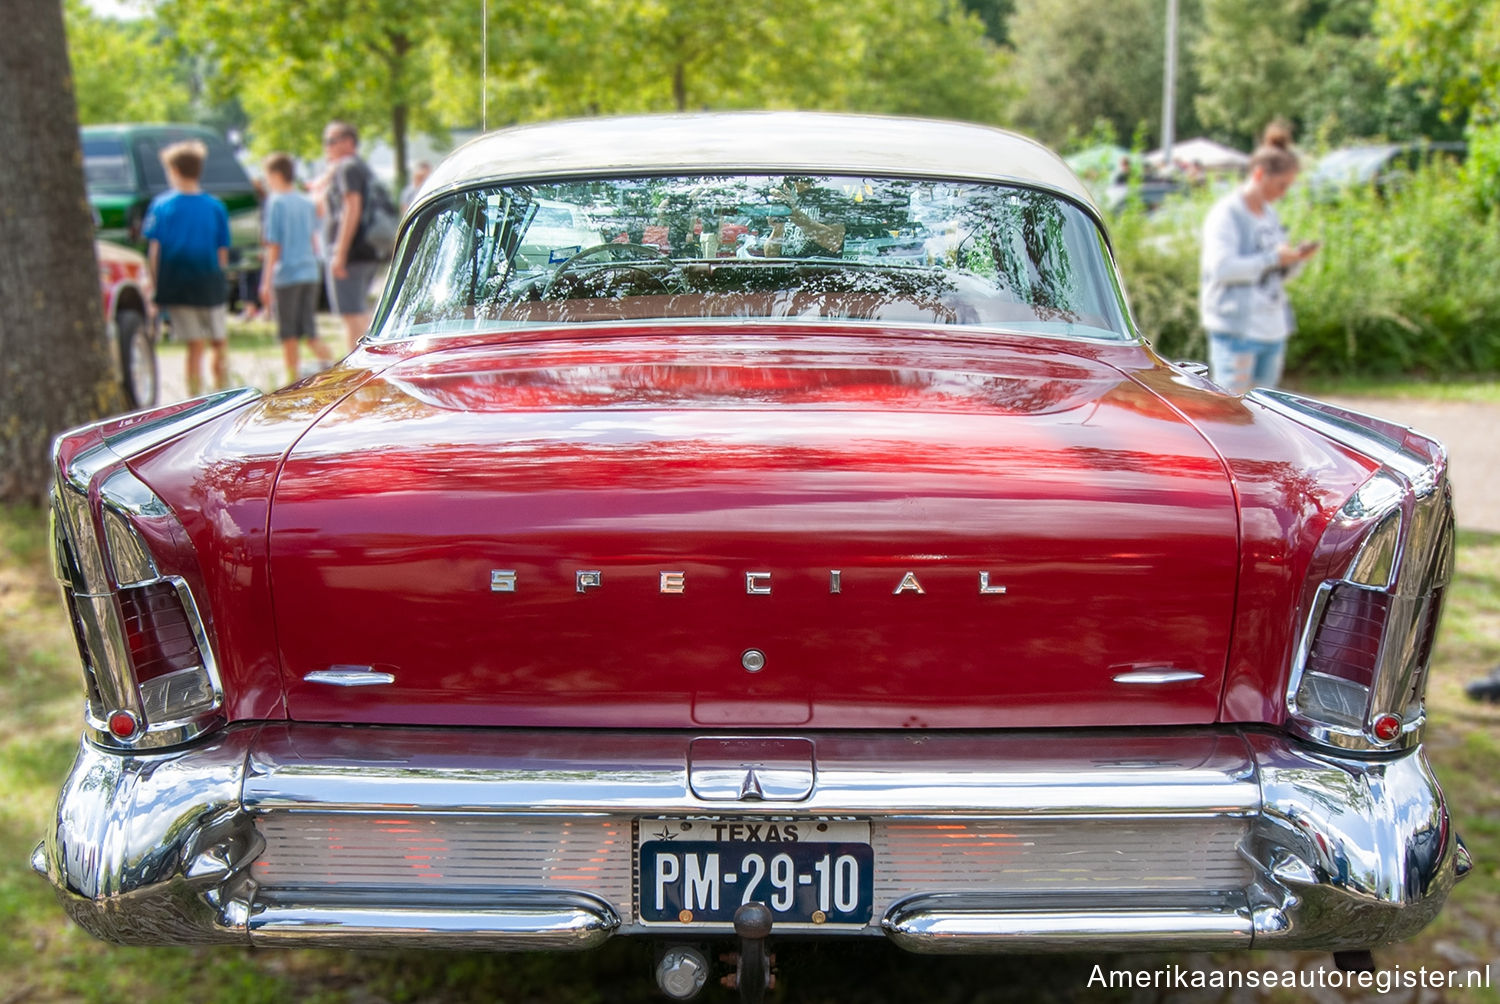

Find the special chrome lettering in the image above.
[
  {"left": 893, "top": 572, "right": 925, "bottom": 595},
  {"left": 488, "top": 567, "right": 1010, "bottom": 598},
  {"left": 978, "top": 572, "right": 1007, "bottom": 595}
]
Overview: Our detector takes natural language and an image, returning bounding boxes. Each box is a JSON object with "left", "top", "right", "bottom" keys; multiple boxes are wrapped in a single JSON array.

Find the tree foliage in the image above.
[
  {"left": 1374, "top": 0, "right": 1500, "bottom": 120},
  {"left": 154, "top": 0, "right": 481, "bottom": 183},
  {"left": 1194, "top": 0, "right": 1455, "bottom": 149},
  {"left": 64, "top": 0, "right": 193, "bottom": 124},
  {"left": 1007, "top": 0, "right": 1201, "bottom": 150},
  {"left": 139, "top": 0, "right": 1011, "bottom": 185},
  {"left": 490, "top": 0, "right": 1012, "bottom": 125}
]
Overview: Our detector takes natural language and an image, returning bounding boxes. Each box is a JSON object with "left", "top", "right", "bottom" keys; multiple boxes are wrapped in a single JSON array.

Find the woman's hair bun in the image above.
[{"left": 1262, "top": 120, "right": 1294, "bottom": 151}]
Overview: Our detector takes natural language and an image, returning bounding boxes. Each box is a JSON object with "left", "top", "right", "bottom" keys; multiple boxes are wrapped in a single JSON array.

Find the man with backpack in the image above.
[{"left": 317, "top": 120, "right": 395, "bottom": 350}]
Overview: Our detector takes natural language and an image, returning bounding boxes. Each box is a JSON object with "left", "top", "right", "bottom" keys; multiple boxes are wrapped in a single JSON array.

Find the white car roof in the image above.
[{"left": 417, "top": 112, "right": 1099, "bottom": 216}]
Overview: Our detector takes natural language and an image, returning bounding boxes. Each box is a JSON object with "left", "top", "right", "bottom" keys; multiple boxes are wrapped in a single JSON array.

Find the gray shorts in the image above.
[
  {"left": 325, "top": 260, "right": 380, "bottom": 316},
  {"left": 164, "top": 304, "right": 227, "bottom": 343},
  {"left": 274, "top": 281, "right": 320, "bottom": 341}
]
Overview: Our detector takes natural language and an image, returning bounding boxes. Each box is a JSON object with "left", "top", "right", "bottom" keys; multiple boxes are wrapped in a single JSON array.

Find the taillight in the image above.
[
  {"left": 1294, "top": 584, "right": 1390, "bottom": 727},
  {"left": 117, "top": 581, "right": 216, "bottom": 720},
  {"left": 50, "top": 453, "right": 222, "bottom": 750},
  {"left": 1288, "top": 474, "right": 1454, "bottom": 752}
]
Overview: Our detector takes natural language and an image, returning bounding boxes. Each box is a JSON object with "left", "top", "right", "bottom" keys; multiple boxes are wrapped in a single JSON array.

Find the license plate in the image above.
[{"left": 638, "top": 818, "right": 873, "bottom": 927}]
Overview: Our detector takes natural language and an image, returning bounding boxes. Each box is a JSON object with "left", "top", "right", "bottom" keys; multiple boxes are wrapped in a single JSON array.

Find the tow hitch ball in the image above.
[{"left": 722, "top": 902, "right": 775, "bottom": 1003}]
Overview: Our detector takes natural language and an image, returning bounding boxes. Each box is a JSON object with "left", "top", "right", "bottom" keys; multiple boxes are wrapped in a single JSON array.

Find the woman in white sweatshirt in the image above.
[{"left": 1199, "top": 124, "right": 1320, "bottom": 395}]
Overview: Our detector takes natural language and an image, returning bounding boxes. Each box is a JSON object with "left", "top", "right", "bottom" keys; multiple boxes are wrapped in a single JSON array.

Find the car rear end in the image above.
[{"left": 33, "top": 114, "right": 1470, "bottom": 997}]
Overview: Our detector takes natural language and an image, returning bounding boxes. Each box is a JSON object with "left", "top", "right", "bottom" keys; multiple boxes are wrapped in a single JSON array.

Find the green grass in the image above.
[{"left": 2, "top": 515, "right": 1497, "bottom": 1001}]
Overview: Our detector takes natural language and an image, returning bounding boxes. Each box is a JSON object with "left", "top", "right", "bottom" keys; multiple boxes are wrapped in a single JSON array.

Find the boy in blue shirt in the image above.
[
  {"left": 259, "top": 153, "right": 333, "bottom": 383},
  {"left": 143, "top": 140, "right": 231, "bottom": 396}
]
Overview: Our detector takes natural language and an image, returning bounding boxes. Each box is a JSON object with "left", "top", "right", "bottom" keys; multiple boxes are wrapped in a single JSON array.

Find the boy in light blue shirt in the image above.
[{"left": 260, "top": 153, "right": 333, "bottom": 383}]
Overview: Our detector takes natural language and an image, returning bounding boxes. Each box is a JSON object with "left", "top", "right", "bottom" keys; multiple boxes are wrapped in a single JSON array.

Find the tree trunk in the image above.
[
  {"left": 0, "top": 0, "right": 121, "bottom": 503},
  {"left": 389, "top": 33, "right": 410, "bottom": 190},
  {"left": 392, "top": 102, "right": 408, "bottom": 192}
]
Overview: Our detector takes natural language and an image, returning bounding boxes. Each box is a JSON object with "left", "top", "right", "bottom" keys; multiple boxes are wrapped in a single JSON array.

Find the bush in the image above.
[{"left": 1107, "top": 167, "right": 1500, "bottom": 377}]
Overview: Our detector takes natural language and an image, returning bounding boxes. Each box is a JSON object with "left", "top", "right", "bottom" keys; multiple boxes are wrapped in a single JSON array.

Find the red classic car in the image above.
[{"left": 35, "top": 113, "right": 1467, "bottom": 1001}]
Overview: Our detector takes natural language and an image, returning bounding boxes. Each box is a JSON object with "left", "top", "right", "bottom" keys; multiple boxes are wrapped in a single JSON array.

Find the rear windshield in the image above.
[{"left": 373, "top": 174, "right": 1132, "bottom": 341}]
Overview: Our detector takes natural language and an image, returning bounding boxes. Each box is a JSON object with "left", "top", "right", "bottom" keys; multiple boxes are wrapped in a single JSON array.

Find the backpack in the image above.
[{"left": 360, "top": 175, "right": 400, "bottom": 260}]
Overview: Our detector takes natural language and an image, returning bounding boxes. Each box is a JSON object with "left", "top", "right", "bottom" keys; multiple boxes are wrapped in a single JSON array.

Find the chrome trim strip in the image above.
[
  {"left": 100, "top": 507, "right": 158, "bottom": 586},
  {"left": 240, "top": 727, "right": 1259, "bottom": 817},
  {"left": 247, "top": 894, "right": 619, "bottom": 950},
  {"left": 71, "top": 592, "right": 140, "bottom": 717},
  {"left": 1112, "top": 670, "right": 1205, "bottom": 685},
  {"left": 304, "top": 669, "right": 397, "bottom": 687},
  {"left": 884, "top": 895, "right": 1252, "bottom": 953}
]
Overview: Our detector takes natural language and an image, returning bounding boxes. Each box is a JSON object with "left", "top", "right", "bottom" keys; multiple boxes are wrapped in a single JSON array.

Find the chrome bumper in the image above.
[{"left": 33, "top": 724, "right": 1467, "bottom": 953}]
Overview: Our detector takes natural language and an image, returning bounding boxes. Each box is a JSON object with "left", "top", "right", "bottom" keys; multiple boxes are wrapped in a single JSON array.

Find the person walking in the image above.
[
  {"left": 1199, "top": 123, "right": 1319, "bottom": 395},
  {"left": 143, "top": 139, "right": 231, "bottom": 397},
  {"left": 317, "top": 120, "right": 382, "bottom": 351},
  {"left": 260, "top": 153, "right": 333, "bottom": 384}
]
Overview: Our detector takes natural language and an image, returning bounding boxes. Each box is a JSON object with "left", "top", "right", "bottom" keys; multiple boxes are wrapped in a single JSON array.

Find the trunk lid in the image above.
[{"left": 269, "top": 333, "right": 1239, "bottom": 729}]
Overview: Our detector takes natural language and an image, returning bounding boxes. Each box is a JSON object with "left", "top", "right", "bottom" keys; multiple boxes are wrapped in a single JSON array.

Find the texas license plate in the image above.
[{"left": 638, "top": 818, "right": 873, "bottom": 927}]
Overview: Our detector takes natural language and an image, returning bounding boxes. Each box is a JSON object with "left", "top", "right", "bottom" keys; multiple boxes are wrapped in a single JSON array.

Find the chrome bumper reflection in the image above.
[{"left": 33, "top": 725, "right": 1464, "bottom": 952}]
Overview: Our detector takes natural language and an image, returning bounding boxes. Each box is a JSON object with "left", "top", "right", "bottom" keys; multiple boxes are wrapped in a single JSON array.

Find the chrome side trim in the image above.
[
  {"left": 304, "top": 668, "right": 398, "bottom": 687},
  {"left": 1112, "top": 670, "right": 1205, "bottom": 685}
]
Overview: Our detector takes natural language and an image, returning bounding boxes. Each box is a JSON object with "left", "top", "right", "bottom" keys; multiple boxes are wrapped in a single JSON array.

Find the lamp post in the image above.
[{"left": 1161, "top": 0, "right": 1178, "bottom": 173}]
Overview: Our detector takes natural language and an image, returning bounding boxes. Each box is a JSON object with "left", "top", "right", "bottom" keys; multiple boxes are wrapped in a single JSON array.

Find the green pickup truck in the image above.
[{"left": 82, "top": 124, "right": 262, "bottom": 301}]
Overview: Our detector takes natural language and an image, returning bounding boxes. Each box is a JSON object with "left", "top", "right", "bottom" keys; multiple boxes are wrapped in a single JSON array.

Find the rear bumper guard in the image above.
[{"left": 32, "top": 724, "right": 1465, "bottom": 953}]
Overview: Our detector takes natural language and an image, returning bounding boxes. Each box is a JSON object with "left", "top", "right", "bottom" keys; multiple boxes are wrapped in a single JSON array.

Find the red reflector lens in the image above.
[
  {"left": 1372, "top": 713, "right": 1402, "bottom": 743},
  {"left": 108, "top": 710, "right": 139, "bottom": 738},
  {"left": 1307, "top": 585, "right": 1390, "bottom": 686},
  {"left": 117, "top": 582, "right": 202, "bottom": 683}
]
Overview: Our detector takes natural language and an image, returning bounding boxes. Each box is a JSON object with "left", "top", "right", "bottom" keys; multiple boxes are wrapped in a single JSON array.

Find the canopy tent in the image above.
[{"left": 1146, "top": 137, "right": 1249, "bottom": 171}]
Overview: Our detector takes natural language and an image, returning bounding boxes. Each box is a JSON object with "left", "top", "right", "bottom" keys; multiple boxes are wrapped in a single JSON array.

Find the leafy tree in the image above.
[
  {"left": 64, "top": 0, "right": 193, "bottom": 124},
  {"left": 1, "top": 0, "right": 122, "bottom": 502},
  {"left": 154, "top": 0, "right": 482, "bottom": 185},
  {"left": 1374, "top": 0, "right": 1500, "bottom": 119},
  {"left": 1007, "top": 0, "right": 1202, "bottom": 149},
  {"left": 836, "top": 0, "right": 1016, "bottom": 122},
  {"left": 489, "top": 0, "right": 1012, "bottom": 125},
  {"left": 1194, "top": 0, "right": 1455, "bottom": 149}
]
